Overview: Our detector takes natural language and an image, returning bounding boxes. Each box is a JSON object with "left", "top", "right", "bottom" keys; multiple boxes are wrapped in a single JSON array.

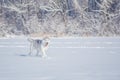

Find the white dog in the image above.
[{"left": 28, "top": 37, "right": 50, "bottom": 57}]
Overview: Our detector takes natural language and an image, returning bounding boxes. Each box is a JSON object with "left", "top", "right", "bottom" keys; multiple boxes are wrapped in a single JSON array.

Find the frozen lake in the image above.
[{"left": 0, "top": 37, "right": 120, "bottom": 80}]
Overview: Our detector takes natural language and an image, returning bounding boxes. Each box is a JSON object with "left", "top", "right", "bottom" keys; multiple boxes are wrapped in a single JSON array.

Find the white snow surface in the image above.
[{"left": 0, "top": 37, "right": 120, "bottom": 80}]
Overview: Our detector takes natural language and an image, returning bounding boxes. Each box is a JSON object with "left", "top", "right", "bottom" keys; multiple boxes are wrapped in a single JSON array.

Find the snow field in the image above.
[{"left": 0, "top": 37, "right": 120, "bottom": 80}]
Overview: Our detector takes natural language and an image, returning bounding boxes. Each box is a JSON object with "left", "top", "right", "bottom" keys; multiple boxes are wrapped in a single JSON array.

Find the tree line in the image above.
[{"left": 0, "top": 0, "right": 120, "bottom": 37}]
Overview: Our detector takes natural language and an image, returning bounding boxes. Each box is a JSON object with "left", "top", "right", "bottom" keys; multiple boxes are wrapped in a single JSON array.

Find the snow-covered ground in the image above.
[{"left": 0, "top": 37, "right": 120, "bottom": 80}]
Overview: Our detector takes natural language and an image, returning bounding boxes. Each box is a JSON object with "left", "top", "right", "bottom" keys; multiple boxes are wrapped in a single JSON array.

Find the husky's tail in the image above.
[{"left": 27, "top": 38, "right": 34, "bottom": 42}]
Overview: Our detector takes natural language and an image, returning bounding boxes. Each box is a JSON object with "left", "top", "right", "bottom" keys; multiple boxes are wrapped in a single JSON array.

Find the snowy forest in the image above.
[{"left": 0, "top": 0, "right": 120, "bottom": 37}]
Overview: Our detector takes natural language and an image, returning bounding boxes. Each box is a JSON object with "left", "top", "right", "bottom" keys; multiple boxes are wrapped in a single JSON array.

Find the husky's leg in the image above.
[
  {"left": 29, "top": 44, "right": 33, "bottom": 55},
  {"left": 41, "top": 48, "right": 47, "bottom": 58},
  {"left": 36, "top": 49, "right": 39, "bottom": 56}
]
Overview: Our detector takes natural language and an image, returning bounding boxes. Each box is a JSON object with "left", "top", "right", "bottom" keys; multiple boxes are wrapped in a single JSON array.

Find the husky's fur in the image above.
[{"left": 28, "top": 37, "right": 50, "bottom": 57}]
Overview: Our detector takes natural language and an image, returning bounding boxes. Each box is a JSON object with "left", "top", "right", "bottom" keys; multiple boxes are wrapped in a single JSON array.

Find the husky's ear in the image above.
[{"left": 43, "top": 36, "right": 50, "bottom": 40}]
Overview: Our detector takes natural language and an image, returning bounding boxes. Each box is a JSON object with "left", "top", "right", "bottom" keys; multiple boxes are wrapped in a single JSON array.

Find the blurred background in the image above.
[{"left": 0, "top": 0, "right": 120, "bottom": 37}]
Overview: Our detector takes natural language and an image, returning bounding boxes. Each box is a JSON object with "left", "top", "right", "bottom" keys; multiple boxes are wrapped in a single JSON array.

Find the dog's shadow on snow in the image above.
[
  {"left": 16, "top": 54, "right": 52, "bottom": 60},
  {"left": 19, "top": 54, "right": 28, "bottom": 57},
  {"left": 18, "top": 54, "right": 35, "bottom": 58},
  {"left": 18, "top": 54, "right": 43, "bottom": 58},
  {"left": 17, "top": 54, "right": 29, "bottom": 57}
]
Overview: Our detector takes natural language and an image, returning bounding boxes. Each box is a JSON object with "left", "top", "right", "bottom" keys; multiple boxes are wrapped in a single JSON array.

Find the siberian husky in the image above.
[{"left": 28, "top": 37, "right": 50, "bottom": 57}]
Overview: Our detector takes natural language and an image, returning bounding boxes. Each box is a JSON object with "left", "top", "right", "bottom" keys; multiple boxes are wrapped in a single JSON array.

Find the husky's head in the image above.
[{"left": 43, "top": 37, "right": 50, "bottom": 47}]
